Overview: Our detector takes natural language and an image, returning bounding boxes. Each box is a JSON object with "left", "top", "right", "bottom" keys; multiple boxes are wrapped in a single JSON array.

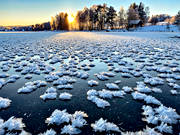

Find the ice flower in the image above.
[
  {"left": 0, "top": 97, "right": 11, "bottom": 109},
  {"left": 91, "top": 118, "right": 120, "bottom": 132},
  {"left": 59, "top": 92, "right": 72, "bottom": 100},
  {"left": 45, "top": 109, "right": 71, "bottom": 125}
]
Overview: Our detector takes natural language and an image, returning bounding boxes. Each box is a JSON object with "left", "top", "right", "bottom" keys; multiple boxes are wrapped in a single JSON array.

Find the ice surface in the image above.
[{"left": 1, "top": 32, "right": 180, "bottom": 134}]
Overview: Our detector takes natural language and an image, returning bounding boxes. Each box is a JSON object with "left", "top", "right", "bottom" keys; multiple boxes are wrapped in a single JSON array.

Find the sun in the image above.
[{"left": 68, "top": 13, "right": 75, "bottom": 23}]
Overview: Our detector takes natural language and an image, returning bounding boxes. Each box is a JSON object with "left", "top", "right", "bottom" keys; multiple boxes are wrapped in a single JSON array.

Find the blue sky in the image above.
[{"left": 0, "top": 0, "right": 179, "bottom": 26}]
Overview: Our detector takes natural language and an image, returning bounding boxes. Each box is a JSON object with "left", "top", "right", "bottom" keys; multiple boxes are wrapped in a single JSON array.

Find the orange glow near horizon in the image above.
[
  {"left": 1, "top": 17, "right": 51, "bottom": 27},
  {"left": 1, "top": 12, "right": 77, "bottom": 27}
]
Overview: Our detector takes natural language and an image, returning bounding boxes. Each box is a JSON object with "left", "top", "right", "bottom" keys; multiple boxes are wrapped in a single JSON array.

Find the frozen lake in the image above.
[{"left": 0, "top": 31, "right": 180, "bottom": 134}]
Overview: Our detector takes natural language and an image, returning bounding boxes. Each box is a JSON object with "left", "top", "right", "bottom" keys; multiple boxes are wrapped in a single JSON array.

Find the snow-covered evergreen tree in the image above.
[
  {"left": 138, "top": 2, "right": 147, "bottom": 24},
  {"left": 175, "top": 11, "right": 180, "bottom": 24}
]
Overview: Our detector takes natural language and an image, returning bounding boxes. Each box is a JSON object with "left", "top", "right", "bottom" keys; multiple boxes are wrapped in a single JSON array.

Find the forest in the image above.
[
  {"left": 3, "top": 2, "right": 180, "bottom": 31},
  {"left": 33, "top": 2, "right": 150, "bottom": 31}
]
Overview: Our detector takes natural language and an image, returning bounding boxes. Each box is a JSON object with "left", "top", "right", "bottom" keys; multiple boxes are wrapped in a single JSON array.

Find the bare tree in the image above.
[
  {"left": 118, "top": 6, "right": 127, "bottom": 28},
  {"left": 97, "top": 4, "right": 108, "bottom": 30},
  {"left": 50, "top": 17, "right": 56, "bottom": 30},
  {"left": 127, "top": 8, "right": 139, "bottom": 21},
  {"left": 145, "top": 7, "right": 150, "bottom": 19}
]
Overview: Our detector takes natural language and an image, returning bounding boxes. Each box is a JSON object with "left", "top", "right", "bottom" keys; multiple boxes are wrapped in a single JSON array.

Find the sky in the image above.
[{"left": 0, "top": 0, "right": 179, "bottom": 26}]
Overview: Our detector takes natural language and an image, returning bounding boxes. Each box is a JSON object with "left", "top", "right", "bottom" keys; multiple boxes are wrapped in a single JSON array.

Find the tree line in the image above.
[
  {"left": 9, "top": 2, "right": 180, "bottom": 31},
  {"left": 49, "top": 2, "right": 150, "bottom": 31}
]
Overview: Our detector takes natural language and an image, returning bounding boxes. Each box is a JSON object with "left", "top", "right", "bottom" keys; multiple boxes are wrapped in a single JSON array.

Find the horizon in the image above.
[{"left": 0, "top": 0, "right": 180, "bottom": 26}]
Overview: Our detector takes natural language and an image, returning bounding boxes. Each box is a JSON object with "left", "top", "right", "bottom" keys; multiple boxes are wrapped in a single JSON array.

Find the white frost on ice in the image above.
[
  {"left": 46, "top": 87, "right": 57, "bottom": 93},
  {"left": 76, "top": 72, "right": 89, "bottom": 79},
  {"left": 131, "top": 92, "right": 147, "bottom": 100},
  {"left": 122, "top": 86, "right": 132, "bottom": 93},
  {"left": 88, "top": 80, "right": 99, "bottom": 87},
  {"left": 61, "top": 125, "right": 81, "bottom": 135},
  {"left": 156, "top": 122, "right": 173, "bottom": 134},
  {"left": 0, "top": 73, "right": 9, "bottom": 78},
  {"left": 91, "top": 118, "right": 120, "bottom": 132},
  {"left": 2, "top": 116, "right": 25, "bottom": 131},
  {"left": 40, "top": 92, "right": 57, "bottom": 100},
  {"left": 0, "top": 79, "right": 6, "bottom": 89},
  {"left": 87, "top": 89, "right": 98, "bottom": 96},
  {"left": 87, "top": 96, "right": 110, "bottom": 108},
  {"left": 45, "top": 109, "right": 71, "bottom": 125},
  {"left": 105, "top": 83, "right": 119, "bottom": 90},
  {"left": 121, "top": 126, "right": 162, "bottom": 135},
  {"left": 39, "top": 129, "right": 56, "bottom": 135},
  {"left": 95, "top": 74, "right": 109, "bottom": 81},
  {"left": 152, "top": 88, "right": 162, "bottom": 93},
  {"left": 0, "top": 97, "right": 11, "bottom": 109},
  {"left": 134, "top": 82, "right": 151, "bottom": 93},
  {"left": 170, "top": 90, "right": 178, "bottom": 95},
  {"left": 59, "top": 92, "right": 72, "bottom": 100},
  {"left": 98, "top": 89, "right": 113, "bottom": 99},
  {"left": 144, "top": 95, "right": 161, "bottom": 105}
]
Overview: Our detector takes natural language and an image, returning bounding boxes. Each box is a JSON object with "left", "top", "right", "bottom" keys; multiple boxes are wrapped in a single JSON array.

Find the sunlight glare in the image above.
[{"left": 68, "top": 13, "right": 75, "bottom": 23}]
